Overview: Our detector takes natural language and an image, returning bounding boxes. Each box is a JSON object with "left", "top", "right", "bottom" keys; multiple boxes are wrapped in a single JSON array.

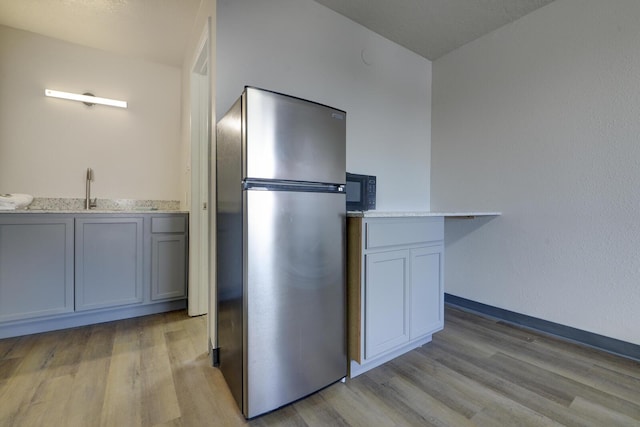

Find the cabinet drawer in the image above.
[
  {"left": 365, "top": 218, "right": 443, "bottom": 249},
  {"left": 151, "top": 216, "right": 186, "bottom": 233}
]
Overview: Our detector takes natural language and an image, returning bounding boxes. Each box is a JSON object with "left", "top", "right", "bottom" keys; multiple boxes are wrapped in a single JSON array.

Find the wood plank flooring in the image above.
[{"left": 1, "top": 306, "right": 639, "bottom": 426}]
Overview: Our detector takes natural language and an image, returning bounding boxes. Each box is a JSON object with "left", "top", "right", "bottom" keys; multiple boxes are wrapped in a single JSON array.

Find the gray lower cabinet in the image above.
[
  {"left": 0, "top": 212, "right": 188, "bottom": 338},
  {"left": 364, "top": 249, "right": 410, "bottom": 359},
  {"left": 348, "top": 216, "right": 444, "bottom": 377},
  {"left": 75, "top": 217, "right": 144, "bottom": 311},
  {"left": 409, "top": 246, "right": 443, "bottom": 339},
  {"left": 0, "top": 216, "right": 74, "bottom": 322},
  {"left": 151, "top": 216, "right": 187, "bottom": 301}
]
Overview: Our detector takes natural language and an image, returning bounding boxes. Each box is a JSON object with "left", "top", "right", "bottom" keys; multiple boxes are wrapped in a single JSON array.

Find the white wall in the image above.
[
  {"left": 0, "top": 25, "right": 182, "bottom": 201},
  {"left": 216, "top": 0, "right": 431, "bottom": 212},
  {"left": 432, "top": 0, "right": 640, "bottom": 344}
]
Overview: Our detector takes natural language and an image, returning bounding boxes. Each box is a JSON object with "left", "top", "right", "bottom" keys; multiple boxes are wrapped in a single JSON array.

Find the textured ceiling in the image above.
[
  {"left": 0, "top": 0, "right": 556, "bottom": 66},
  {"left": 0, "top": 0, "right": 200, "bottom": 67},
  {"left": 313, "top": 0, "right": 556, "bottom": 60}
]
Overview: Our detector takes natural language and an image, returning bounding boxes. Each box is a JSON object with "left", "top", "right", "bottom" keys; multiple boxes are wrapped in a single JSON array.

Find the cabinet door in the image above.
[
  {"left": 0, "top": 216, "right": 74, "bottom": 322},
  {"left": 364, "top": 249, "right": 410, "bottom": 359},
  {"left": 75, "top": 218, "right": 143, "bottom": 311},
  {"left": 410, "top": 246, "right": 444, "bottom": 339},
  {"left": 151, "top": 234, "right": 186, "bottom": 300}
]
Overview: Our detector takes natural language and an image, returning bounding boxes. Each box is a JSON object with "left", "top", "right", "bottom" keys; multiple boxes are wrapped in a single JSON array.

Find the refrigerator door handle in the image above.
[{"left": 243, "top": 178, "right": 345, "bottom": 194}]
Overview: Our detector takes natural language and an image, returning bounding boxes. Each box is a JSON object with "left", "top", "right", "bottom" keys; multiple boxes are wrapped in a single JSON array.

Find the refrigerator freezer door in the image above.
[
  {"left": 244, "top": 87, "right": 346, "bottom": 185},
  {"left": 244, "top": 189, "right": 347, "bottom": 418}
]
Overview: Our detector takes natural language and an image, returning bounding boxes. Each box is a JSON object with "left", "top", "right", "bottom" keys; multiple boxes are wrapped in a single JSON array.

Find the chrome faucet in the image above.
[{"left": 85, "top": 168, "right": 97, "bottom": 209}]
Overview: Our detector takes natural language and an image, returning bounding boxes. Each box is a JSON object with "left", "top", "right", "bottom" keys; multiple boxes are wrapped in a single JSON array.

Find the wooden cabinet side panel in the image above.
[{"left": 347, "top": 217, "right": 362, "bottom": 363}]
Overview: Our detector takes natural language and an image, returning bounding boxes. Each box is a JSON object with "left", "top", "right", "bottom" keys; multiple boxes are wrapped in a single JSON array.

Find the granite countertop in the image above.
[
  {"left": 0, "top": 198, "right": 188, "bottom": 214},
  {"left": 347, "top": 211, "right": 501, "bottom": 218},
  {"left": 7, "top": 209, "right": 190, "bottom": 214}
]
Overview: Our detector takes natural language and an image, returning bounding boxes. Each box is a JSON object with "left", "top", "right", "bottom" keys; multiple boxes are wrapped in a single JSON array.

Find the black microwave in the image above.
[{"left": 346, "top": 173, "right": 376, "bottom": 211}]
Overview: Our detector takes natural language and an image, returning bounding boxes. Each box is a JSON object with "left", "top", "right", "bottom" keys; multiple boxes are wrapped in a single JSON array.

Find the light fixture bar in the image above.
[{"left": 45, "top": 89, "right": 127, "bottom": 109}]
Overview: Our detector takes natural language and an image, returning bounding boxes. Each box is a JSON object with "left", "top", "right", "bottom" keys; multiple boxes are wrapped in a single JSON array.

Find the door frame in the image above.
[{"left": 189, "top": 20, "right": 211, "bottom": 317}]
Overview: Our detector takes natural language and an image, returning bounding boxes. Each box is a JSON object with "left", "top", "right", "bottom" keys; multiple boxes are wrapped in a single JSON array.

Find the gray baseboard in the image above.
[
  {"left": 444, "top": 293, "right": 640, "bottom": 362},
  {"left": 0, "top": 299, "right": 187, "bottom": 339}
]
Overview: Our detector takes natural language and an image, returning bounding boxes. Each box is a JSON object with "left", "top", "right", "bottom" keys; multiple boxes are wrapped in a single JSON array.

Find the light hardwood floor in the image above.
[{"left": 1, "top": 307, "right": 639, "bottom": 426}]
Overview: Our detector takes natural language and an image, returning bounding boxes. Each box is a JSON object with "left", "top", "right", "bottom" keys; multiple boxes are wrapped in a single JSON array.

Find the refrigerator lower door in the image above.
[{"left": 244, "top": 189, "right": 346, "bottom": 418}]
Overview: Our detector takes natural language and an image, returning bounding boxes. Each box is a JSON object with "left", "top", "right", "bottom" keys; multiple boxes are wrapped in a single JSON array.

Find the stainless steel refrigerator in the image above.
[{"left": 215, "top": 87, "right": 347, "bottom": 418}]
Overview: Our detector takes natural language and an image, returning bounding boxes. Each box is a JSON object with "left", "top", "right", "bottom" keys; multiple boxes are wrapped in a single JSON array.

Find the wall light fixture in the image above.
[{"left": 45, "top": 89, "right": 128, "bottom": 109}]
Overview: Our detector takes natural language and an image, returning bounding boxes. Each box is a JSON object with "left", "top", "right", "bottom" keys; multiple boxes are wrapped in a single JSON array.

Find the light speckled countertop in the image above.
[
  {"left": 347, "top": 211, "right": 501, "bottom": 218},
  {"left": 0, "top": 198, "right": 187, "bottom": 214},
  {"left": 4, "top": 209, "right": 189, "bottom": 214}
]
